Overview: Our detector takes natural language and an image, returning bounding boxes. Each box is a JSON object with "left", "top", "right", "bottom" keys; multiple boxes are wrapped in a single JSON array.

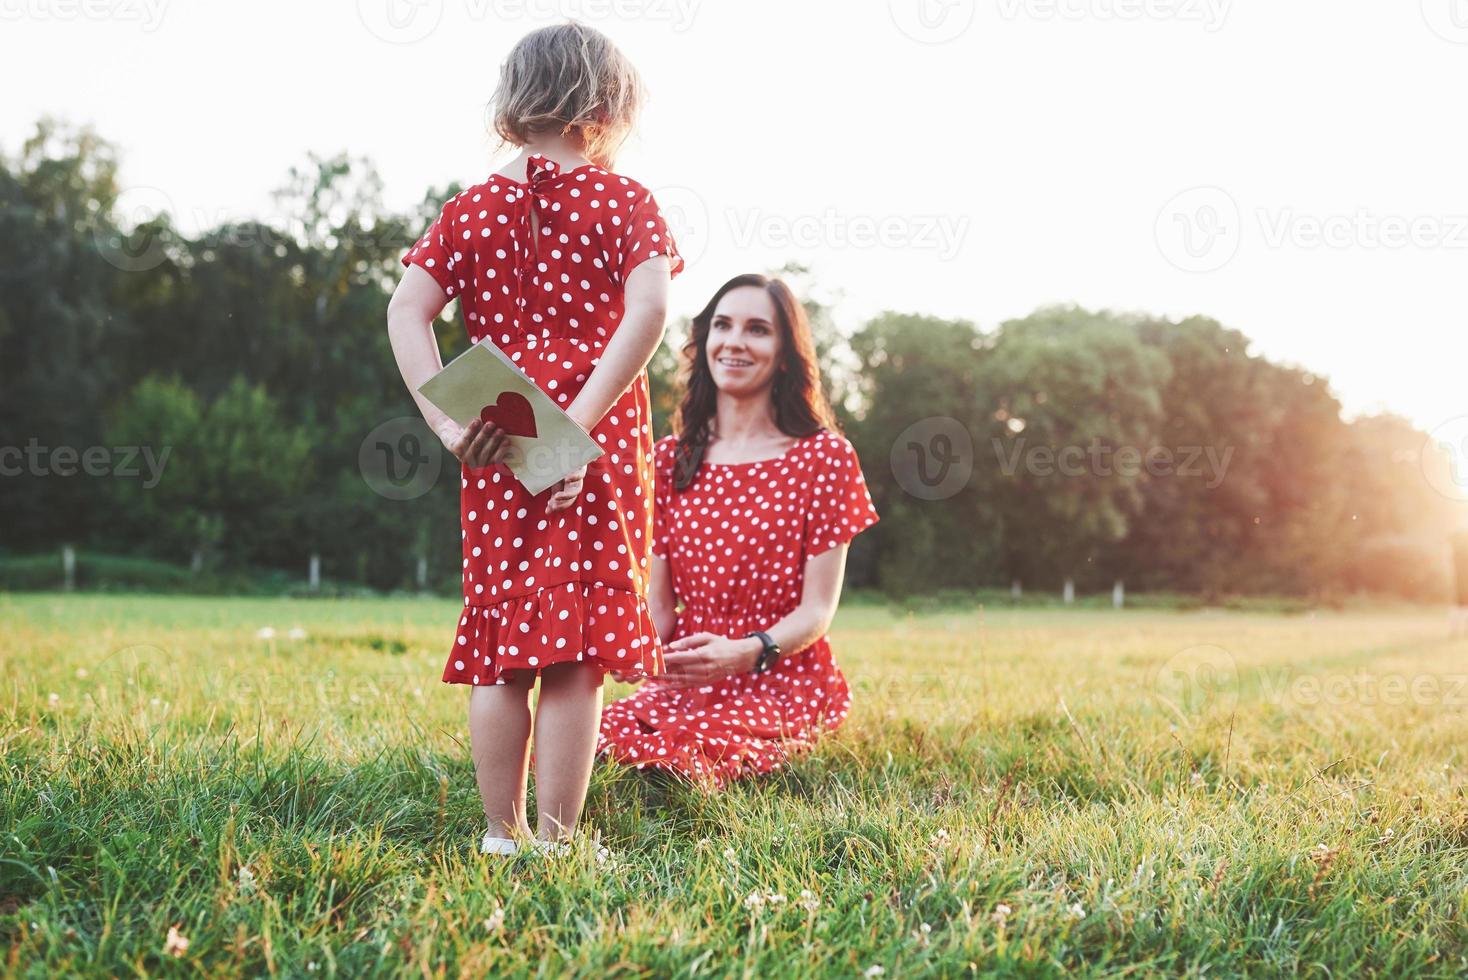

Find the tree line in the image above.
[{"left": 2, "top": 119, "right": 1461, "bottom": 601}]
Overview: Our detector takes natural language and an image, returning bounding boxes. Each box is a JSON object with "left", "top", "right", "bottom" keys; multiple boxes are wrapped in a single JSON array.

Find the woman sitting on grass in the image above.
[{"left": 595, "top": 273, "right": 880, "bottom": 790}]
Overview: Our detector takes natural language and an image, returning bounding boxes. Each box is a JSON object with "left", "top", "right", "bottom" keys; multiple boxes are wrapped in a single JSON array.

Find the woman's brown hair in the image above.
[
  {"left": 670, "top": 274, "right": 841, "bottom": 491},
  {"left": 488, "top": 22, "right": 645, "bottom": 169}
]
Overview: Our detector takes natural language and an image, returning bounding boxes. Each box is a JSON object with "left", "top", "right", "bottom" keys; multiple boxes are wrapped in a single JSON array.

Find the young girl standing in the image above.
[{"left": 386, "top": 23, "right": 682, "bottom": 856}]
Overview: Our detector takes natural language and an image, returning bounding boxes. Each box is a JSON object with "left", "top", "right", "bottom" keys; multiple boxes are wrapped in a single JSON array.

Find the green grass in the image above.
[{"left": 2, "top": 593, "right": 1465, "bottom": 977}]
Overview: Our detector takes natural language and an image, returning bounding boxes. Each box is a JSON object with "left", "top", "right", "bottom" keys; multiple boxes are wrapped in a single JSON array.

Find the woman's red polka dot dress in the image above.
[
  {"left": 596, "top": 429, "right": 880, "bottom": 789},
  {"left": 400, "top": 154, "right": 683, "bottom": 686}
]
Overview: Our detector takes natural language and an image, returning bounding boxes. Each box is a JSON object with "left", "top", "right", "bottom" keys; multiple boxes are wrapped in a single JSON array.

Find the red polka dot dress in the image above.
[
  {"left": 400, "top": 154, "right": 683, "bottom": 686},
  {"left": 596, "top": 429, "right": 880, "bottom": 789}
]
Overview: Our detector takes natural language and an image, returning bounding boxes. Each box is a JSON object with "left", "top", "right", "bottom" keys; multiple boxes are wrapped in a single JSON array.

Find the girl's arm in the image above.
[
  {"left": 386, "top": 265, "right": 508, "bottom": 465},
  {"left": 564, "top": 257, "right": 672, "bottom": 433},
  {"left": 386, "top": 265, "right": 460, "bottom": 445}
]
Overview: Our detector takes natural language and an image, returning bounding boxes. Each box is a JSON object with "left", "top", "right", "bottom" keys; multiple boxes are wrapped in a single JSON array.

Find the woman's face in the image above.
[{"left": 705, "top": 286, "right": 784, "bottom": 398}]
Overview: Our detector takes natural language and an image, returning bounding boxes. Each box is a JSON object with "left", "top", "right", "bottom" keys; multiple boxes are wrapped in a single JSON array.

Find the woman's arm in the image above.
[
  {"left": 564, "top": 257, "right": 671, "bottom": 433},
  {"left": 648, "top": 553, "right": 678, "bottom": 643},
  {"left": 739, "top": 543, "right": 850, "bottom": 667},
  {"left": 661, "top": 543, "right": 852, "bottom": 681}
]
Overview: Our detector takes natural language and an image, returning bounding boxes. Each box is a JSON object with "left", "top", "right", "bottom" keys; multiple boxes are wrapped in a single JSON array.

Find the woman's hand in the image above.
[
  {"left": 657, "top": 632, "right": 762, "bottom": 688},
  {"left": 546, "top": 463, "right": 587, "bottom": 513},
  {"left": 439, "top": 418, "right": 512, "bottom": 469}
]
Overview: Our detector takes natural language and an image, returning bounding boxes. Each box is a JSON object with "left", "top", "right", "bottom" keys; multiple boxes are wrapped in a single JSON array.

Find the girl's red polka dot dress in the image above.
[
  {"left": 596, "top": 429, "right": 880, "bottom": 789},
  {"left": 400, "top": 154, "right": 683, "bottom": 686}
]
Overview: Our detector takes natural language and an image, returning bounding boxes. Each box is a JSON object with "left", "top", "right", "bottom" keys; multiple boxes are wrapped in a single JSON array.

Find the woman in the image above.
[{"left": 595, "top": 274, "right": 881, "bottom": 791}]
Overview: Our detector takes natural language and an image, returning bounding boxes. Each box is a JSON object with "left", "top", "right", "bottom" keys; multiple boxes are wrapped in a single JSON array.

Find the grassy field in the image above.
[{"left": 2, "top": 593, "right": 1465, "bottom": 977}]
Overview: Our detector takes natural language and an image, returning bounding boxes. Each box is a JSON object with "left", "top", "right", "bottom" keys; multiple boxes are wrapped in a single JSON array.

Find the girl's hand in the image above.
[
  {"left": 546, "top": 463, "right": 587, "bottom": 513},
  {"left": 440, "top": 418, "right": 513, "bottom": 469},
  {"left": 608, "top": 668, "right": 641, "bottom": 684},
  {"left": 657, "top": 632, "right": 761, "bottom": 688}
]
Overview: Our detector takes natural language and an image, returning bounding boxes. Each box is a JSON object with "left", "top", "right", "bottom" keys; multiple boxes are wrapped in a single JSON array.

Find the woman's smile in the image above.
[{"left": 707, "top": 285, "right": 783, "bottom": 391}]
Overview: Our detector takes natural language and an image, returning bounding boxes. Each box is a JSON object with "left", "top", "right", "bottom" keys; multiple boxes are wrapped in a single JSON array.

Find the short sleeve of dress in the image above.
[
  {"left": 400, "top": 196, "right": 460, "bottom": 298},
  {"left": 805, "top": 436, "right": 880, "bottom": 557},
  {"left": 651, "top": 438, "right": 674, "bottom": 561},
  {"left": 619, "top": 188, "right": 684, "bottom": 282}
]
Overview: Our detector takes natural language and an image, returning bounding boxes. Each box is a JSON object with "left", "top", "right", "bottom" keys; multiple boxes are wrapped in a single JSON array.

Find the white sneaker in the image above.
[
  {"left": 527, "top": 838, "right": 573, "bottom": 858},
  {"left": 480, "top": 833, "right": 522, "bottom": 856}
]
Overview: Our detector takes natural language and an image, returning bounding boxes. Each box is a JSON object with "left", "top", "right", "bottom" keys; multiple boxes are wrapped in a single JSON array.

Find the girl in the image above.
[
  {"left": 596, "top": 274, "right": 880, "bottom": 791},
  {"left": 387, "top": 23, "right": 682, "bottom": 856}
]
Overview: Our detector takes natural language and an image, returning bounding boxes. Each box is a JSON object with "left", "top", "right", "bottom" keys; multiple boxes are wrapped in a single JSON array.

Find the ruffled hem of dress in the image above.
[
  {"left": 442, "top": 580, "right": 664, "bottom": 686},
  {"left": 594, "top": 732, "right": 804, "bottom": 792}
]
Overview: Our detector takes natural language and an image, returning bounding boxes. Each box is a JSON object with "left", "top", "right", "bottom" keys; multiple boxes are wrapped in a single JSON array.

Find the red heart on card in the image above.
[{"left": 479, "top": 392, "right": 537, "bottom": 438}]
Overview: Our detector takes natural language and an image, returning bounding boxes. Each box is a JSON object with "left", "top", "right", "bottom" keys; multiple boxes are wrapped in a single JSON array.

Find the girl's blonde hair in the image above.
[{"left": 489, "top": 22, "right": 646, "bottom": 169}]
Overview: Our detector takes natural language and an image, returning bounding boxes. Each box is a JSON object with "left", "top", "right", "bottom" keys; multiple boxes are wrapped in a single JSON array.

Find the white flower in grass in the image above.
[
  {"left": 798, "top": 889, "right": 820, "bottom": 911},
  {"left": 991, "top": 903, "right": 1012, "bottom": 925},
  {"left": 48, "top": 693, "right": 60, "bottom": 706},
  {"left": 722, "top": 847, "right": 737, "bottom": 862},
  {"left": 75, "top": 667, "right": 88, "bottom": 679},
  {"left": 163, "top": 924, "right": 190, "bottom": 957},
  {"left": 1068, "top": 902, "right": 1086, "bottom": 919},
  {"left": 864, "top": 967, "right": 886, "bottom": 978},
  {"left": 236, "top": 865, "right": 257, "bottom": 895},
  {"left": 744, "top": 891, "right": 765, "bottom": 910},
  {"left": 256, "top": 627, "right": 276, "bottom": 640},
  {"left": 288, "top": 627, "right": 307, "bottom": 640},
  {"left": 484, "top": 905, "right": 505, "bottom": 931},
  {"left": 929, "top": 828, "right": 950, "bottom": 847}
]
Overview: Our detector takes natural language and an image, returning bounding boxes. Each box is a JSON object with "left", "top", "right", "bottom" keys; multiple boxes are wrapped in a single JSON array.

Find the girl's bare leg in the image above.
[
  {"left": 468, "top": 670, "right": 537, "bottom": 841},
  {"left": 531, "top": 660, "right": 605, "bottom": 841}
]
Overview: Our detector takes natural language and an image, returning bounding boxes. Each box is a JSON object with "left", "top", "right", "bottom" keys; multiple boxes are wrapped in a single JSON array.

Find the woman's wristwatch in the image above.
[{"left": 746, "top": 630, "right": 781, "bottom": 675}]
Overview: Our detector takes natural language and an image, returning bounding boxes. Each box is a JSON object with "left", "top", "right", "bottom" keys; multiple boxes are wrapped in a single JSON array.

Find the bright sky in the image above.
[{"left": 3, "top": 0, "right": 1465, "bottom": 439}]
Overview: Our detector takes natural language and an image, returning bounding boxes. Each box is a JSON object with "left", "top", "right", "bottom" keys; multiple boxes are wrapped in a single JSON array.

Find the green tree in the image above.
[{"left": 982, "top": 306, "right": 1171, "bottom": 592}]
